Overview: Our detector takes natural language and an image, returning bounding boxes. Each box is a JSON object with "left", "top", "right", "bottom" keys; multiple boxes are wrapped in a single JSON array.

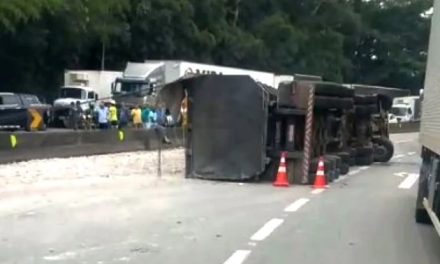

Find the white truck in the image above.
[
  {"left": 389, "top": 96, "right": 422, "bottom": 123},
  {"left": 53, "top": 70, "right": 122, "bottom": 127},
  {"left": 111, "top": 60, "right": 292, "bottom": 106},
  {"left": 416, "top": 0, "right": 440, "bottom": 237}
]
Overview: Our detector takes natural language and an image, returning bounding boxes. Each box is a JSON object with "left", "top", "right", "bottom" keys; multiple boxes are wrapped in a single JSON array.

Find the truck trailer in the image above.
[
  {"left": 415, "top": 0, "right": 440, "bottom": 236},
  {"left": 112, "top": 60, "right": 294, "bottom": 106}
]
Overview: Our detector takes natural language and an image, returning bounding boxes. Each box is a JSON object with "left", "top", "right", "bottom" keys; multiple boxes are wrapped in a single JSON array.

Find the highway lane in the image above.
[
  {"left": 0, "top": 133, "right": 439, "bottom": 263},
  {"left": 246, "top": 133, "right": 440, "bottom": 264}
]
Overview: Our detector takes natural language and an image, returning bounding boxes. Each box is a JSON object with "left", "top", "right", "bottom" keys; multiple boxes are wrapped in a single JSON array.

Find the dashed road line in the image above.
[
  {"left": 398, "top": 173, "right": 419, "bottom": 189},
  {"left": 359, "top": 166, "right": 370, "bottom": 171},
  {"left": 223, "top": 250, "right": 251, "bottom": 264},
  {"left": 250, "top": 218, "right": 284, "bottom": 241},
  {"left": 394, "top": 172, "right": 408, "bottom": 178},
  {"left": 284, "top": 198, "right": 310, "bottom": 212},
  {"left": 311, "top": 189, "right": 325, "bottom": 195},
  {"left": 408, "top": 152, "right": 416, "bottom": 156}
]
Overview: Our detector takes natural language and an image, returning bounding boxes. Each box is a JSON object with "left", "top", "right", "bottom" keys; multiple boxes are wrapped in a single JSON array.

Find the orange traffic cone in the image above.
[
  {"left": 313, "top": 157, "right": 328, "bottom": 189},
  {"left": 273, "top": 152, "right": 289, "bottom": 187}
]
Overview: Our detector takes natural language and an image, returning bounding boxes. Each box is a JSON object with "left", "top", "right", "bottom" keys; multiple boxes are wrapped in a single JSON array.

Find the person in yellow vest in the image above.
[{"left": 109, "top": 102, "right": 118, "bottom": 129}]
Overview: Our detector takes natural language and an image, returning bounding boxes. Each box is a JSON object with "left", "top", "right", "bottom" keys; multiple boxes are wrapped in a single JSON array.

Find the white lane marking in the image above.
[
  {"left": 393, "top": 154, "right": 405, "bottom": 159},
  {"left": 395, "top": 139, "right": 412, "bottom": 144},
  {"left": 311, "top": 189, "right": 325, "bottom": 194},
  {"left": 284, "top": 198, "right": 310, "bottom": 212},
  {"left": 248, "top": 242, "right": 257, "bottom": 247},
  {"left": 224, "top": 250, "right": 251, "bottom": 264},
  {"left": 348, "top": 169, "right": 361, "bottom": 176},
  {"left": 359, "top": 166, "right": 369, "bottom": 171},
  {"left": 250, "top": 218, "right": 284, "bottom": 241},
  {"left": 394, "top": 172, "right": 408, "bottom": 178},
  {"left": 408, "top": 152, "right": 416, "bottom": 156},
  {"left": 43, "top": 251, "right": 77, "bottom": 261},
  {"left": 398, "top": 173, "right": 419, "bottom": 189}
]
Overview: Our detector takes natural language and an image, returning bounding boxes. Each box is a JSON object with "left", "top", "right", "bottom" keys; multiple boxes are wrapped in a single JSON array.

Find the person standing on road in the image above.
[
  {"left": 141, "top": 106, "right": 151, "bottom": 129},
  {"left": 109, "top": 102, "right": 118, "bottom": 129},
  {"left": 118, "top": 103, "right": 130, "bottom": 129},
  {"left": 75, "top": 101, "right": 83, "bottom": 130},
  {"left": 96, "top": 103, "right": 109, "bottom": 130},
  {"left": 131, "top": 105, "right": 142, "bottom": 129},
  {"left": 149, "top": 108, "right": 158, "bottom": 127}
]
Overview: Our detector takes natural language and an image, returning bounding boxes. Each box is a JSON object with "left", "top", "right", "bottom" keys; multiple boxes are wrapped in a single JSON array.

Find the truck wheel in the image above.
[
  {"left": 315, "top": 96, "right": 354, "bottom": 110},
  {"left": 355, "top": 104, "right": 377, "bottom": 116},
  {"left": 356, "top": 144, "right": 374, "bottom": 156},
  {"left": 334, "top": 152, "right": 350, "bottom": 164},
  {"left": 340, "top": 163, "right": 350, "bottom": 175},
  {"left": 415, "top": 157, "right": 432, "bottom": 224},
  {"left": 349, "top": 158, "right": 356, "bottom": 166},
  {"left": 314, "top": 83, "right": 354, "bottom": 98},
  {"left": 354, "top": 95, "right": 377, "bottom": 105},
  {"left": 372, "top": 137, "right": 394, "bottom": 162},
  {"left": 355, "top": 154, "right": 374, "bottom": 166},
  {"left": 326, "top": 155, "right": 341, "bottom": 180}
]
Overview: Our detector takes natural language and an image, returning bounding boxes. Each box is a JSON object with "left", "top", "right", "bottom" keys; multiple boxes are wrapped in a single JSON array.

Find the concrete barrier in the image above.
[
  {"left": 389, "top": 121, "right": 420, "bottom": 134},
  {"left": 0, "top": 128, "right": 183, "bottom": 164}
]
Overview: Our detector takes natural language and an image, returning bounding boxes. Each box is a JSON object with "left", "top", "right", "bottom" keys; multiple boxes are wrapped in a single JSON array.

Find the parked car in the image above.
[{"left": 0, "top": 92, "right": 51, "bottom": 131}]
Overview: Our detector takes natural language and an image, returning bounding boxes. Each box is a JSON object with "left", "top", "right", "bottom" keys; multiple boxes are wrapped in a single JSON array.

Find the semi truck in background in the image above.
[
  {"left": 112, "top": 60, "right": 293, "bottom": 106},
  {"left": 416, "top": 0, "right": 440, "bottom": 237},
  {"left": 53, "top": 70, "right": 122, "bottom": 127},
  {"left": 389, "top": 96, "right": 422, "bottom": 123}
]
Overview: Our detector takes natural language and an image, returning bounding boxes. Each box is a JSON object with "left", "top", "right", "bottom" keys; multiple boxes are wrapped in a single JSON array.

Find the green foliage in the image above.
[{"left": 0, "top": 0, "right": 433, "bottom": 98}]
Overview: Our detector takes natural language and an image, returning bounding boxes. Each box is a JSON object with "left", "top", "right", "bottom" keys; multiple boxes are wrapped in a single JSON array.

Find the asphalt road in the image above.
[{"left": 0, "top": 133, "right": 439, "bottom": 264}]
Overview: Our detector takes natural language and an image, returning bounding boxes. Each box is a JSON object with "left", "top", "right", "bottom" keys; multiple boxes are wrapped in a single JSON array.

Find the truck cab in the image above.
[
  {"left": 52, "top": 86, "right": 97, "bottom": 127},
  {"left": 112, "top": 62, "right": 164, "bottom": 106},
  {"left": 389, "top": 104, "right": 412, "bottom": 123}
]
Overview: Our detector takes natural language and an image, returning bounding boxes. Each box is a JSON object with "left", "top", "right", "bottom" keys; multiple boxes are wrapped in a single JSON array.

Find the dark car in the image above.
[{"left": 0, "top": 93, "right": 51, "bottom": 131}]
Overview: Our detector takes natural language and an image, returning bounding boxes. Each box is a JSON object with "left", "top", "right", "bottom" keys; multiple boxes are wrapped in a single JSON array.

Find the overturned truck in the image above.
[{"left": 159, "top": 75, "right": 396, "bottom": 183}]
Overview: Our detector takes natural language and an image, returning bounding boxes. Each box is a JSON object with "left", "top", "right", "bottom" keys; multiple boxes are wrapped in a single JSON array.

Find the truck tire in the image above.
[
  {"left": 354, "top": 95, "right": 377, "bottom": 105},
  {"left": 415, "top": 157, "right": 432, "bottom": 224},
  {"left": 355, "top": 104, "right": 377, "bottom": 116},
  {"left": 356, "top": 144, "right": 374, "bottom": 156},
  {"left": 355, "top": 154, "right": 374, "bottom": 166},
  {"left": 340, "top": 163, "right": 350, "bottom": 175},
  {"left": 315, "top": 96, "right": 354, "bottom": 110},
  {"left": 372, "top": 137, "right": 394, "bottom": 162},
  {"left": 326, "top": 155, "right": 341, "bottom": 180},
  {"left": 314, "top": 83, "right": 354, "bottom": 98},
  {"left": 334, "top": 152, "right": 350, "bottom": 164},
  {"left": 349, "top": 158, "right": 356, "bottom": 166}
]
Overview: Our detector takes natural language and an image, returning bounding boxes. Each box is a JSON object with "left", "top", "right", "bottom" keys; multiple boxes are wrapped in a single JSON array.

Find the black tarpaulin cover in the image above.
[{"left": 160, "top": 75, "right": 269, "bottom": 180}]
